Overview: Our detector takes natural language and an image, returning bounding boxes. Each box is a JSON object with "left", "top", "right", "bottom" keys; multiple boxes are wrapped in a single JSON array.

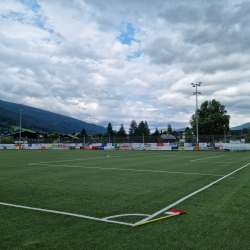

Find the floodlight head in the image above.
[{"left": 191, "top": 83, "right": 194, "bottom": 85}]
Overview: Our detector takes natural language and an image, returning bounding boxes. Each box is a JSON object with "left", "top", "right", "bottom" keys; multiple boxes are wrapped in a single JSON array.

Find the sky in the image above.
[{"left": 1, "top": 0, "right": 250, "bottom": 133}]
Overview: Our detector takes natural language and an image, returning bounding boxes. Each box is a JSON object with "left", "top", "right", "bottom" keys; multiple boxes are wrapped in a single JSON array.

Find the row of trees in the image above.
[
  {"left": 35, "top": 99, "right": 239, "bottom": 141},
  {"left": 91, "top": 99, "right": 230, "bottom": 139},
  {"left": 100, "top": 120, "right": 175, "bottom": 138},
  {"left": 102, "top": 120, "right": 151, "bottom": 137},
  {"left": 76, "top": 120, "right": 168, "bottom": 138}
]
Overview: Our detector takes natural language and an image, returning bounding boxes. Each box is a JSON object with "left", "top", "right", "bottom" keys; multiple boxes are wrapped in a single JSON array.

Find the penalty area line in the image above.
[
  {"left": 191, "top": 155, "right": 225, "bottom": 162},
  {"left": 135, "top": 162, "right": 250, "bottom": 225},
  {"left": 28, "top": 163, "right": 228, "bottom": 177},
  {"left": 31, "top": 153, "right": 168, "bottom": 165},
  {"left": 0, "top": 202, "right": 134, "bottom": 226}
]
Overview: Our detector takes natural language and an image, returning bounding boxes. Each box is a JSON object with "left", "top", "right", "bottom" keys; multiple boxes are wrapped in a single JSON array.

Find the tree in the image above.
[
  {"left": 167, "top": 124, "right": 172, "bottom": 134},
  {"left": 159, "top": 136, "right": 164, "bottom": 143},
  {"left": 144, "top": 121, "right": 151, "bottom": 136},
  {"left": 79, "top": 127, "right": 88, "bottom": 137},
  {"left": 117, "top": 123, "right": 127, "bottom": 137},
  {"left": 129, "top": 120, "right": 138, "bottom": 136},
  {"left": 107, "top": 123, "right": 115, "bottom": 136},
  {"left": 91, "top": 133, "right": 102, "bottom": 137},
  {"left": 190, "top": 99, "right": 230, "bottom": 135},
  {"left": 152, "top": 127, "right": 159, "bottom": 136},
  {"left": 137, "top": 121, "right": 150, "bottom": 136},
  {"left": 1, "top": 137, "right": 14, "bottom": 144},
  {"left": 138, "top": 121, "right": 145, "bottom": 136},
  {"left": 49, "top": 132, "right": 59, "bottom": 138},
  {"left": 185, "top": 127, "right": 193, "bottom": 143},
  {"left": 244, "top": 127, "right": 250, "bottom": 143},
  {"left": 53, "top": 132, "right": 59, "bottom": 138}
]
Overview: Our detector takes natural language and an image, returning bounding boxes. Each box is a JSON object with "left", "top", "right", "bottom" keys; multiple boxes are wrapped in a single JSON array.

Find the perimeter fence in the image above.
[{"left": 0, "top": 134, "right": 248, "bottom": 144}]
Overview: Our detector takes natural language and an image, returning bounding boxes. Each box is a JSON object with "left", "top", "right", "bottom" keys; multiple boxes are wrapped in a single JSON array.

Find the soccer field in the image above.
[{"left": 1, "top": 150, "right": 250, "bottom": 249}]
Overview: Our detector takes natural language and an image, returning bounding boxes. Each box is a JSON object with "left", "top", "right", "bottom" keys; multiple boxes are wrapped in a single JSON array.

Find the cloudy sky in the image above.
[{"left": 1, "top": 0, "right": 250, "bottom": 132}]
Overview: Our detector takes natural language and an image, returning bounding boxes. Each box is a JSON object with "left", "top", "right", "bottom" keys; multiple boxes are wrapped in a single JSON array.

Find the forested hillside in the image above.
[
  {"left": 230, "top": 122, "right": 250, "bottom": 130},
  {"left": 0, "top": 100, "right": 106, "bottom": 135}
]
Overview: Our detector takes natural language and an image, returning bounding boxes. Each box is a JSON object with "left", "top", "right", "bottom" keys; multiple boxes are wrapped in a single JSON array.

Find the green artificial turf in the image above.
[{"left": 1, "top": 150, "right": 250, "bottom": 250}]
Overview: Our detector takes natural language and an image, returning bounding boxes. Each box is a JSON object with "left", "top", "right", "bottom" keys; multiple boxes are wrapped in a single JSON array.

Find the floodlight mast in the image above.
[
  {"left": 19, "top": 104, "right": 23, "bottom": 146},
  {"left": 191, "top": 82, "right": 202, "bottom": 151}
]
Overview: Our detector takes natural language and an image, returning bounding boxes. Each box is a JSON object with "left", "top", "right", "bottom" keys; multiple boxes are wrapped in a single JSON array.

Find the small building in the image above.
[
  {"left": 172, "top": 131, "right": 185, "bottom": 139},
  {"left": 60, "top": 134, "right": 79, "bottom": 143},
  {"left": 89, "top": 137, "right": 101, "bottom": 144},
  {"left": 161, "top": 134, "right": 176, "bottom": 143},
  {"left": 7, "top": 131, "right": 44, "bottom": 142},
  {"left": 229, "top": 129, "right": 248, "bottom": 139},
  {"left": 172, "top": 128, "right": 187, "bottom": 140}
]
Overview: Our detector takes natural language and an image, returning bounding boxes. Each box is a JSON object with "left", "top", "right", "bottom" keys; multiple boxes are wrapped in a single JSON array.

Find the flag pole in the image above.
[{"left": 134, "top": 214, "right": 175, "bottom": 227}]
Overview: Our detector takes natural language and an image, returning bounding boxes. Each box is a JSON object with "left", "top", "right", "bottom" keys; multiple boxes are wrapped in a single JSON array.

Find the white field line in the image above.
[
  {"left": 0, "top": 202, "right": 134, "bottom": 226},
  {"left": 35, "top": 153, "right": 171, "bottom": 164},
  {"left": 134, "top": 162, "right": 250, "bottom": 225},
  {"left": 191, "top": 155, "right": 225, "bottom": 162},
  {"left": 102, "top": 214, "right": 150, "bottom": 220},
  {"left": 29, "top": 163, "right": 228, "bottom": 177},
  {"left": 192, "top": 161, "right": 245, "bottom": 164}
]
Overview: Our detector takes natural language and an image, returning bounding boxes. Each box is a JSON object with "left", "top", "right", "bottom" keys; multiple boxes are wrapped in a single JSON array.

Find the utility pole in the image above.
[
  {"left": 191, "top": 82, "right": 202, "bottom": 151},
  {"left": 19, "top": 104, "right": 23, "bottom": 145}
]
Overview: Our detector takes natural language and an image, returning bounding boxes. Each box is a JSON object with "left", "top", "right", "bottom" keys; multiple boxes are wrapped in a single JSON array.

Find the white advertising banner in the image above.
[
  {"left": 132, "top": 143, "right": 144, "bottom": 149},
  {"left": 151, "top": 146, "right": 172, "bottom": 150},
  {"left": 223, "top": 143, "right": 250, "bottom": 150},
  {"left": 185, "top": 147, "right": 194, "bottom": 151},
  {"left": 215, "top": 143, "right": 224, "bottom": 149},
  {"left": 199, "top": 143, "right": 208, "bottom": 149},
  {"left": 104, "top": 147, "right": 115, "bottom": 150}
]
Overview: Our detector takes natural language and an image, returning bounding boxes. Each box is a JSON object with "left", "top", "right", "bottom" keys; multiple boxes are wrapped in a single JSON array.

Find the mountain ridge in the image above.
[
  {"left": 0, "top": 100, "right": 106, "bottom": 135},
  {"left": 230, "top": 122, "right": 250, "bottom": 130}
]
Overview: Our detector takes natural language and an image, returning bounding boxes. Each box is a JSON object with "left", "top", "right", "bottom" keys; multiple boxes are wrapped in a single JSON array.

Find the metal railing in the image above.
[{"left": 0, "top": 134, "right": 248, "bottom": 144}]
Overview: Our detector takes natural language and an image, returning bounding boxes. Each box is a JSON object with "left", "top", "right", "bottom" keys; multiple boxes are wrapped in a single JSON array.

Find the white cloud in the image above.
[{"left": 0, "top": 0, "right": 249, "bottom": 133}]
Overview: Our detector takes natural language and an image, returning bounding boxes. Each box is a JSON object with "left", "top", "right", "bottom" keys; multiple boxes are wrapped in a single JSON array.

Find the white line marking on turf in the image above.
[
  {"left": 30, "top": 163, "right": 229, "bottom": 177},
  {"left": 102, "top": 214, "right": 150, "bottom": 220},
  {"left": 0, "top": 202, "right": 134, "bottom": 226},
  {"left": 192, "top": 161, "right": 246, "bottom": 164},
  {"left": 33, "top": 153, "right": 168, "bottom": 165},
  {"left": 191, "top": 155, "right": 225, "bottom": 162},
  {"left": 135, "top": 162, "right": 250, "bottom": 225}
]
